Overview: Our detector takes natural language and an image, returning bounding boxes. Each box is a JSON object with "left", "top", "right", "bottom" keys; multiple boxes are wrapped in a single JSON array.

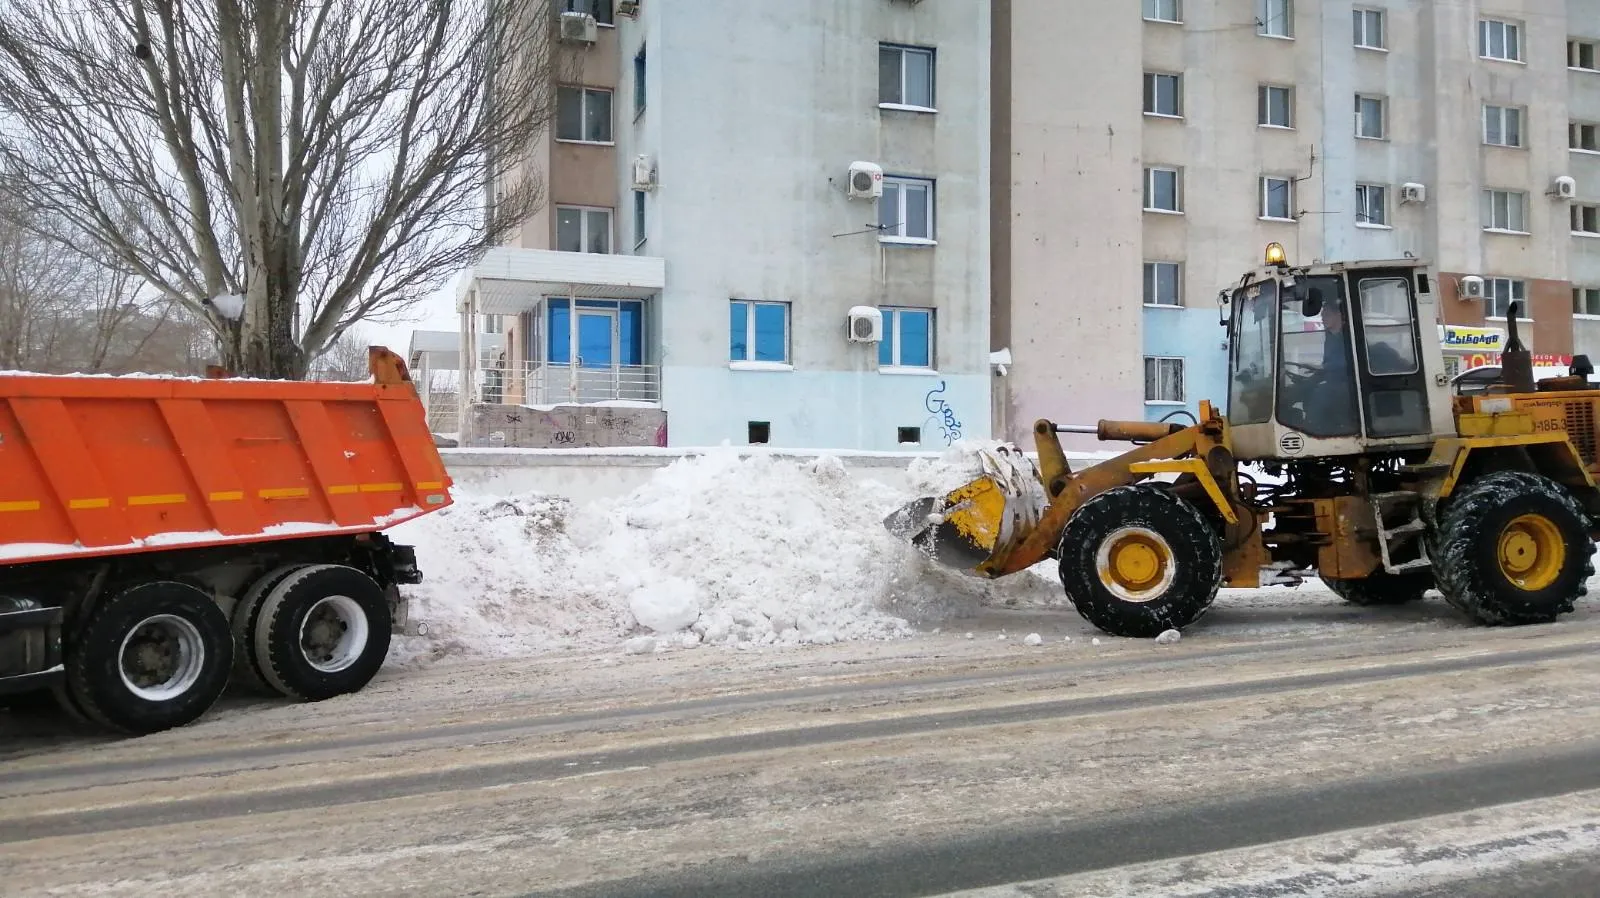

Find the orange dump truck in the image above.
[{"left": 0, "top": 348, "right": 452, "bottom": 735}]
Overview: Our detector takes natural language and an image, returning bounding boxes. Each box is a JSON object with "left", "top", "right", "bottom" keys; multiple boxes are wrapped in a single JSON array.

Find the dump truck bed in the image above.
[{"left": 0, "top": 369, "right": 452, "bottom": 566}]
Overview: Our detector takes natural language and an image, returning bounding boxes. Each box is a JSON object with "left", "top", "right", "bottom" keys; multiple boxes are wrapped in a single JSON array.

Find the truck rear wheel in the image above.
[
  {"left": 1433, "top": 471, "right": 1593, "bottom": 626},
  {"left": 252, "top": 564, "right": 392, "bottom": 701},
  {"left": 1057, "top": 485, "right": 1223, "bottom": 638},
  {"left": 64, "top": 581, "right": 233, "bottom": 735},
  {"left": 229, "top": 564, "right": 304, "bottom": 696},
  {"left": 1319, "top": 570, "right": 1433, "bottom": 606}
]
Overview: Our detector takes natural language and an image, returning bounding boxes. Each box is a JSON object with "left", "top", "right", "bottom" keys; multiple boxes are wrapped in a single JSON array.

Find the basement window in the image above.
[
  {"left": 898, "top": 426, "right": 922, "bottom": 445},
  {"left": 747, "top": 421, "right": 770, "bottom": 445}
]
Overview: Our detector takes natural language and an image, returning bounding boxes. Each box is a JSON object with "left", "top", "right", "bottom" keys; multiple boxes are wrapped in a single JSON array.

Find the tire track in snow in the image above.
[{"left": 0, "top": 639, "right": 1593, "bottom": 844}]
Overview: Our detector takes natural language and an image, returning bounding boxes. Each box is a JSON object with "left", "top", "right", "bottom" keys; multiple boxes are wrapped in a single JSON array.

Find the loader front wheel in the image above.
[
  {"left": 1319, "top": 570, "right": 1433, "bottom": 606},
  {"left": 1433, "top": 471, "right": 1593, "bottom": 626},
  {"left": 1058, "top": 485, "right": 1223, "bottom": 638}
]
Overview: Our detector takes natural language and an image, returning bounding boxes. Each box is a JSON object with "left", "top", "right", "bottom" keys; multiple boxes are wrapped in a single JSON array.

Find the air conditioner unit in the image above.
[
  {"left": 1400, "top": 182, "right": 1427, "bottom": 204},
  {"left": 847, "top": 161, "right": 883, "bottom": 199},
  {"left": 615, "top": 0, "right": 640, "bottom": 16},
  {"left": 847, "top": 306, "right": 883, "bottom": 343},
  {"left": 632, "top": 154, "right": 656, "bottom": 190},
  {"left": 1550, "top": 175, "right": 1577, "bottom": 199},
  {"left": 1460, "top": 275, "right": 1485, "bottom": 300},
  {"left": 559, "top": 11, "right": 598, "bottom": 43}
]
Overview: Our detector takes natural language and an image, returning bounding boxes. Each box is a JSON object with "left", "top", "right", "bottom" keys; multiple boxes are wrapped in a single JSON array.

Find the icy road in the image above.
[{"left": 3, "top": 596, "right": 1600, "bottom": 897}]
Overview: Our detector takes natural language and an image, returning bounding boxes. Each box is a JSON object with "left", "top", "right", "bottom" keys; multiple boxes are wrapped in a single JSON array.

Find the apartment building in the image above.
[
  {"left": 993, "top": 0, "right": 1600, "bottom": 443},
  {"left": 455, "top": 0, "right": 993, "bottom": 450}
]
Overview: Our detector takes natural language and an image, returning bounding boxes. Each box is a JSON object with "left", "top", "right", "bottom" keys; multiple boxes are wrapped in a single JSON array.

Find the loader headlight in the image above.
[{"left": 1265, "top": 242, "right": 1287, "bottom": 267}]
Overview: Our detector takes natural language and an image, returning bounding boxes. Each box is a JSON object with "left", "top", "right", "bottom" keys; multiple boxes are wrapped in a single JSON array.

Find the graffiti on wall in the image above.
[
  {"left": 469, "top": 404, "right": 668, "bottom": 448},
  {"left": 923, "top": 380, "right": 963, "bottom": 446}
]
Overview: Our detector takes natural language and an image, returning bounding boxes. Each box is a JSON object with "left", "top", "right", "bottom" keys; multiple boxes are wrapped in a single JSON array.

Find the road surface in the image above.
[{"left": 3, "top": 594, "right": 1598, "bottom": 896}]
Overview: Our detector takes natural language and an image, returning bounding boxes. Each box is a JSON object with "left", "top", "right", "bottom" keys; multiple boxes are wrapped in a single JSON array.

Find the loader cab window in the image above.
[
  {"left": 1354, "top": 274, "right": 1430, "bottom": 438},
  {"left": 1227, "top": 279, "right": 1277, "bottom": 426},
  {"left": 1276, "top": 276, "right": 1360, "bottom": 439}
]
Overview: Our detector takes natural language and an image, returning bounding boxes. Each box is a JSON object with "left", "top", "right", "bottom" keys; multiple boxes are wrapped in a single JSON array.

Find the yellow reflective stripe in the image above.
[
  {"left": 416, "top": 481, "right": 444, "bottom": 491},
  {"left": 327, "top": 485, "right": 359, "bottom": 495},
  {"left": 68, "top": 498, "right": 110, "bottom": 510},
  {"left": 360, "top": 482, "right": 403, "bottom": 493},
  {"left": 128, "top": 494, "right": 186, "bottom": 507},
  {"left": 209, "top": 491, "right": 245, "bottom": 502},
  {"left": 0, "top": 500, "right": 40, "bottom": 513},
  {"left": 259, "top": 487, "right": 310, "bottom": 500}
]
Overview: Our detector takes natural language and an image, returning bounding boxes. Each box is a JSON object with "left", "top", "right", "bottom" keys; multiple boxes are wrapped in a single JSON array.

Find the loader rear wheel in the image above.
[
  {"left": 1058, "top": 485, "right": 1222, "bottom": 639},
  {"left": 1433, "top": 471, "right": 1593, "bottom": 626},
  {"left": 1319, "top": 570, "right": 1433, "bottom": 606},
  {"left": 252, "top": 564, "right": 391, "bottom": 702},
  {"left": 64, "top": 581, "right": 233, "bottom": 735}
]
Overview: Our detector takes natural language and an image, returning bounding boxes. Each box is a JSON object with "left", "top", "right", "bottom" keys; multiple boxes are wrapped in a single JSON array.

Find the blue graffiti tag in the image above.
[{"left": 924, "top": 380, "right": 963, "bottom": 446}]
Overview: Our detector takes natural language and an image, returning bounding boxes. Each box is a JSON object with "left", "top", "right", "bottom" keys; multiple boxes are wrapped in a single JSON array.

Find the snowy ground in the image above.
[{"left": 384, "top": 443, "right": 1326, "bottom": 667}]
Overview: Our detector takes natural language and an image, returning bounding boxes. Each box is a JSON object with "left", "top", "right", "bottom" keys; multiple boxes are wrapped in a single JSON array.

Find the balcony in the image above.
[{"left": 475, "top": 359, "right": 661, "bottom": 407}]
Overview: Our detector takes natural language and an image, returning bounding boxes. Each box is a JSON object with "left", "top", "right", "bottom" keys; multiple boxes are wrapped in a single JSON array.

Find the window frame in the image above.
[
  {"left": 1257, "top": 0, "right": 1293, "bottom": 39},
  {"left": 1144, "top": 165, "right": 1183, "bottom": 214},
  {"left": 1352, "top": 8, "right": 1385, "bottom": 50},
  {"left": 1575, "top": 286, "right": 1600, "bottom": 317},
  {"left": 632, "top": 190, "right": 646, "bottom": 248},
  {"left": 1482, "top": 103, "right": 1525, "bottom": 148},
  {"left": 561, "top": 0, "right": 614, "bottom": 26},
  {"left": 1355, "top": 183, "right": 1389, "bottom": 228},
  {"left": 1143, "top": 71, "right": 1183, "bottom": 118},
  {"left": 1481, "top": 188, "right": 1528, "bottom": 234},
  {"left": 1143, "top": 261, "right": 1183, "bottom": 308},
  {"left": 1142, "top": 0, "right": 1181, "bottom": 24},
  {"left": 1258, "top": 84, "right": 1294, "bottom": 129},
  {"left": 728, "top": 299, "right": 793, "bottom": 368},
  {"left": 879, "top": 43, "right": 937, "bottom": 112},
  {"left": 878, "top": 175, "right": 937, "bottom": 244},
  {"left": 633, "top": 45, "right": 647, "bottom": 119},
  {"left": 878, "top": 306, "right": 937, "bottom": 371},
  {"left": 1574, "top": 203, "right": 1600, "bottom": 237},
  {"left": 1144, "top": 356, "right": 1186, "bottom": 405},
  {"left": 1479, "top": 18, "right": 1523, "bottom": 63},
  {"left": 1567, "top": 38, "right": 1597, "bottom": 71},
  {"left": 1259, "top": 175, "right": 1296, "bottom": 222},
  {"left": 554, "top": 204, "right": 614, "bottom": 254},
  {"left": 1355, "top": 93, "right": 1386, "bottom": 140},
  {"left": 1573, "top": 120, "right": 1600, "bottom": 153},
  {"left": 1485, "top": 277, "right": 1528, "bottom": 320},
  {"left": 555, "top": 85, "right": 614, "bottom": 144}
]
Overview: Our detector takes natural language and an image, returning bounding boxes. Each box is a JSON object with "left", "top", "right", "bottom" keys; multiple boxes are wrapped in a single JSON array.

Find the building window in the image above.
[
  {"left": 1143, "top": 0, "right": 1180, "bottom": 23},
  {"left": 1143, "top": 72, "right": 1182, "bottom": 117},
  {"left": 1260, "top": 176, "right": 1295, "bottom": 221},
  {"left": 555, "top": 206, "right": 612, "bottom": 254},
  {"left": 729, "top": 300, "right": 790, "bottom": 365},
  {"left": 1355, "top": 94, "right": 1386, "bottom": 139},
  {"left": 1144, "top": 261, "right": 1182, "bottom": 306},
  {"left": 561, "top": 0, "right": 613, "bottom": 26},
  {"left": 747, "top": 421, "right": 771, "bottom": 445},
  {"left": 879, "top": 43, "right": 935, "bottom": 110},
  {"left": 543, "top": 298, "right": 645, "bottom": 368},
  {"left": 1481, "top": 189, "right": 1527, "bottom": 233},
  {"left": 879, "top": 307, "right": 935, "bottom": 369},
  {"left": 1483, "top": 104, "right": 1524, "bottom": 147},
  {"left": 1574, "top": 121, "right": 1600, "bottom": 153},
  {"left": 1352, "top": 8, "right": 1384, "bottom": 49},
  {"left": 897, "top": 426, "right": 922, "bottom": 445},
  {"left": 556, "top": 86, "right": 613, "bottom": 143},
  {"left": 1144, "top": 357, "right": 1185, "bottom": 403},
  {"left": 1144, "top": 166, "right": 1182, "bottom": 213},
  {"left": 1575, "top": 287, "right": 1600, "bottom": 316},
  {"left": 1485, "top": 277, "right": 1527, "bottom": 319},
  {"left": 1479, "top": 18, "right": 1522, "bottom": 62},
  {"left": 1574, "top": 203, "right": 1600, "bottom": 236},
  {"left": 1257, "top": 0, "right": 1292, "bottom": 38},
  {"left": 1258, "top": 84, "right": 1293, "bottom": 128},
  {"left": 634, "top": 45, "right": 647, "bottom": 117},
  {"left": 878, "top": 176, "right": 935, "bottom": 242},
  {"left": 1355, "top": 184, "right": 1388, "bottom": 227},
  {"left": 1569, "top": 39, "right": 1597, "bottom": 71},
  {"left": 633, "top": 190, "right": 646, "bottom": 247}
]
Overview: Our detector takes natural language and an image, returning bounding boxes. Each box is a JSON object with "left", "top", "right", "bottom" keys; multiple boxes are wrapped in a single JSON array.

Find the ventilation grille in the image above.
[{"left": 1565, "top": 400, "right": 1597, "bottom": 464}]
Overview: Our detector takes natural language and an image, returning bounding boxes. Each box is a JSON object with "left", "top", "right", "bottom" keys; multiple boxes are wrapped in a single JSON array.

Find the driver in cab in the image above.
[{"left": 1307, "top": 290, "right": 1357, "bottom": 434}]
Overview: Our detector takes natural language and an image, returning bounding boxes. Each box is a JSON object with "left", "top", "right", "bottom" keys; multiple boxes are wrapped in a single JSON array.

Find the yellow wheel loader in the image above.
[{"left": 886, "top": 244, "right": 1600, "bottom": 638}]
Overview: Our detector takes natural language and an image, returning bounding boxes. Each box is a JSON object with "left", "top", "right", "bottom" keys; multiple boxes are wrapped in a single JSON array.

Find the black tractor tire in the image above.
[
  {"left": 229, "top": 564, "right": 307, "bottom": 696},
  {"left": 1319, "top": 570, "right": 1434, "bottom": 606},
  {"left": 63, "top": 581, "right": 233, "bottom": 735},
  {"left": 1057, "top": 485, "right": 1223, "bottom": 638},
  {"left": 252, "top": 564, "right": 392, "bottom": 702},
  {"left": 1432, "top": 470, "right": 1594, "bottom": 626}
]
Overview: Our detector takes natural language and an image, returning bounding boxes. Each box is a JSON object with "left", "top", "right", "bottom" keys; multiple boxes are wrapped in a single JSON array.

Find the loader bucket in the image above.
[{"left": 883, "top": 446, "right": 1050, "bottom": 575}]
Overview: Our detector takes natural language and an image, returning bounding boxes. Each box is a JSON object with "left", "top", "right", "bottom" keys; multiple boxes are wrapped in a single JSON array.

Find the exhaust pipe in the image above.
[{"left": 1501, "top": 301, "right": 1535, "bottom": 394}]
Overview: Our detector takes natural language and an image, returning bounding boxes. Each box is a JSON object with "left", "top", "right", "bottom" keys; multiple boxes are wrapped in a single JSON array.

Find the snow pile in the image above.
[{"left": 388, "top": 443, "right": 1065, "bottom": 664}]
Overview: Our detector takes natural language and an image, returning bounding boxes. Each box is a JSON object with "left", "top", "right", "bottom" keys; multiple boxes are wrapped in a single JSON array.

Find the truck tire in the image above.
[
  {"left": 1433, "top": 470, "right": 1593, "bottom": 626},
  {"left": 252, "top": 564, "right": 392, "bottom": 702},
  {"left": 229, "top": 564, "right": 306, "bottom": 696},
  {"left": 1319, "top": 570, "right": 1433, "bottom": 606},
  {"left": 1057, "top": 485, "right": 1223, "bottom": 639},
  {"left": 63, "top": 580, "right": 233, "bottom": 735}
]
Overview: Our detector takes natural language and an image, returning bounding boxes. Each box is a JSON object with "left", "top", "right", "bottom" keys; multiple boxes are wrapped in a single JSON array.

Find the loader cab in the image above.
[{"left": 1221, "top": 246, "right": 1455, "bottom": 462}]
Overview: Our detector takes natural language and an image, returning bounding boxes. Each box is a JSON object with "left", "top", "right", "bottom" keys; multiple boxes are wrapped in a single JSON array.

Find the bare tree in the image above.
[
  {"left": 0, "top": 0, "right": 570, "bottom": 379},
  {"left": 306, "top": 324, "right": 372, "bottom": 381}
]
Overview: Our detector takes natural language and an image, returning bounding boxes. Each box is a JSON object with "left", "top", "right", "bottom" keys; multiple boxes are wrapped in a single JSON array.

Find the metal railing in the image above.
[{"left": 472, "top": 360, "right": 662, "bottom": 407}]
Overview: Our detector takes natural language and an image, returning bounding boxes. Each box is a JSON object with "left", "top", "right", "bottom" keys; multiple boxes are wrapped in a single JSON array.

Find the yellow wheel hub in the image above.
[
  {"left": 1099, "top": 529, "right": 1172, "bottom": 599},
  {"left": 1496, "top": 513, "right": 1564, "bottom": 591}
]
